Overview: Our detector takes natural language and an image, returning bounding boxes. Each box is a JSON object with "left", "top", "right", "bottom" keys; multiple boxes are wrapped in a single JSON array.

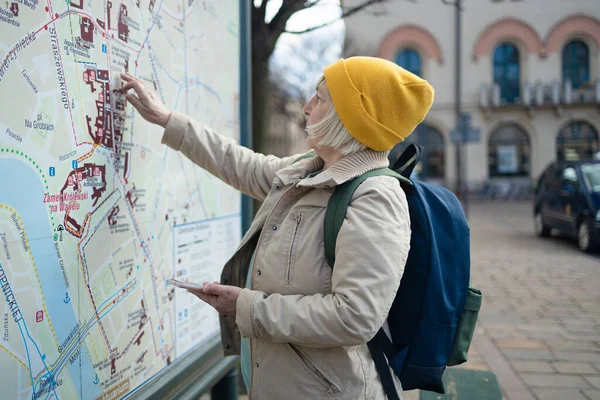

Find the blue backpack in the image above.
[{"left": 322, "top": 144, "right": 482, "bottom": 397}]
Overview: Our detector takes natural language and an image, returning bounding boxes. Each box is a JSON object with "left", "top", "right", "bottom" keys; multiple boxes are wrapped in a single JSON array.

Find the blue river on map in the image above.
[{"left": 0, "top": 158, "right": 101, "bottom": 399}]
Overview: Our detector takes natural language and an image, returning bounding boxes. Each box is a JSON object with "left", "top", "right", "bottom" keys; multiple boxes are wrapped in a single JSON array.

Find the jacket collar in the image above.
[{"left": 276, "top": 148, "right": 390, "bottom": 189}]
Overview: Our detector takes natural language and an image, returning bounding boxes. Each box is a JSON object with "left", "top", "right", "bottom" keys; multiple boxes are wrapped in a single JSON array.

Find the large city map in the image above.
[{"left": 0, "top": 1, "right": 242, "bottom": 399}]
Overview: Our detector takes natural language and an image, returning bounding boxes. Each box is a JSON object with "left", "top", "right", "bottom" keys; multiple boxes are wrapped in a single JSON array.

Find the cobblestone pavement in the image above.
[{"left": 467, "top": 200, "right": 600, "bottom": 400}]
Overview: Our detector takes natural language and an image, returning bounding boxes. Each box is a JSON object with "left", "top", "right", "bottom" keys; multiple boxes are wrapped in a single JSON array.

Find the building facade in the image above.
[{"left": 343, "top": 0, "right": 600, "bottom": 190}]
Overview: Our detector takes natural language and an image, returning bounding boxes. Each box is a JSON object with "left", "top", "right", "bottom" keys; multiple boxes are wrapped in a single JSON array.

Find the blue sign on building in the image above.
[{"left": 451, "top": 112, "right": 481, "bottom": 143}]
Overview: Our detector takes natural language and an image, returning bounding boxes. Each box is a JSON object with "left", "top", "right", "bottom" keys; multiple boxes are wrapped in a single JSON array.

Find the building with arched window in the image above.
[
  {"left": 343, "top": 1, "right": 600, "bottom": 190},
  {"left": 562, "top": 40, "right": 590, "bottom": 89},
  {"left": 488, "top": 124, "right": 530, "bottom": 177},
  {"left": 396, "top": 49, "right": 422, "bottom": 77},
  {"left": 493, "top": 44, "right": 521, "bottom": 104},
  {"left": 557, "top": 121, "right": 599, "bottom": 161},
  {"left": 390, "top": 123, "right": 445, "bottom": 182}
]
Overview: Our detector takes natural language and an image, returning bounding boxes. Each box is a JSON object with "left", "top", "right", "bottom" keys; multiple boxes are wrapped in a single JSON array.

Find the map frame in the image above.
[{"left": 0, "top": 0, "right": 253, "bottom": 399}]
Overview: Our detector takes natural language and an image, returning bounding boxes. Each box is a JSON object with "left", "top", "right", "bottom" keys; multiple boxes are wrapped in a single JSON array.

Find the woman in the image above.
[{"left": 122, "top": 56, "right": 434, "bottom": 399}]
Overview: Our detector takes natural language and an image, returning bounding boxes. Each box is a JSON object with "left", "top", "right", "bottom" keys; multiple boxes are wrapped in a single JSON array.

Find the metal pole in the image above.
[
  {"left": 454, "top": 0, "right": 468, "bottom": 217},
  {"left": 239, "top": 0, "right": 253, "bottom": 233},
  {"left": 210, "top": 367, "right": 239, "bottom": 400}
]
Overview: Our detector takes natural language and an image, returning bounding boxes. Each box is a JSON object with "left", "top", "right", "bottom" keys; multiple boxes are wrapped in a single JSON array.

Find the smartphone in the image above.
[{"left": 170, "top": 278, "right": 204, "bottom": 291}]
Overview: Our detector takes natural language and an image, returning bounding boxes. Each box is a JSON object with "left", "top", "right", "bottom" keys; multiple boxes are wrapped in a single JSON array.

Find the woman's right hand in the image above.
[{"left": 121, "top": 73, "right": 172, "bottom": 128}]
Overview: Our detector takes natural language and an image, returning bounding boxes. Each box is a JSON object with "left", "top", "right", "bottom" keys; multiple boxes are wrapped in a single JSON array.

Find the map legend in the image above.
[{"left": 173, "top": 215, "right": 241, "bottom": 358}]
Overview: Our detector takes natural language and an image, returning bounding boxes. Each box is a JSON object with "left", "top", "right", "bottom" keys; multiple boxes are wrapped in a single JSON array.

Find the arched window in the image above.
[
  {"left": 562, "top": 40, "right": 590, "bottom": 89},
  {"left": 493, "top": 43, "right": 520, "bottom": 104},
  {"left": 488, "top": 124, "right": 530, "bottom": 177},
  {"left": 557, "top": 121, "right": 599, "bottom": 161},
  {"left": 395, "top": 49, "right": 422, "bottom": 76},
  {"left": 389, "top": 123, "right": 445, "bottom": 180}
]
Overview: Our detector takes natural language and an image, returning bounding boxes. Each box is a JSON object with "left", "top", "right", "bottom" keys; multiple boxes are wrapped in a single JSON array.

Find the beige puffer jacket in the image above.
[{"left": 163, "top": 111, "right": 411, "bottom": 399}]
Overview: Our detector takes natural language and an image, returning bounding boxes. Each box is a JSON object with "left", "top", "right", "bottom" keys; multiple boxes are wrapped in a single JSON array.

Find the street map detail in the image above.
[{"left": 0, "top": 1, "right": 242, "bottom": 399}]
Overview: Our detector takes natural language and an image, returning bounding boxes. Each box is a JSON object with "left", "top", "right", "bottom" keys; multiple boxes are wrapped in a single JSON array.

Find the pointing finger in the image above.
[
  {"left": 126, "top": 93, "right": 143, "bottom": 111},
  {"left": 121, "top": 82, "right": 136, "bottom": 93},
  {"left": 120, "top": 72, "right": 135, "bottom": 82}
]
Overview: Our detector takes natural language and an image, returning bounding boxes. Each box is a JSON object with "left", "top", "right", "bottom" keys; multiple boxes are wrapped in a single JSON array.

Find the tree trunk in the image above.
[{"left": 251, "top": 54, "right": 271, "bottom": 155}]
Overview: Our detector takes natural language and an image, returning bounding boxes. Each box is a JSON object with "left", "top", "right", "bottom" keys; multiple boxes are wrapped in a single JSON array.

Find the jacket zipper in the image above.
[
  {"left": 289, "top": 344, "right": 340, "bottom": 394},
  {"left": 285, "top": 214, "right": 302, "bottom": 285}
]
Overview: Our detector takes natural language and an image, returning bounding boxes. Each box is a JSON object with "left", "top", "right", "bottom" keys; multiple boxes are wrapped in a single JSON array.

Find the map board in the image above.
[{"left": 0, "top": 1, "right": 243, "bottom": 399}]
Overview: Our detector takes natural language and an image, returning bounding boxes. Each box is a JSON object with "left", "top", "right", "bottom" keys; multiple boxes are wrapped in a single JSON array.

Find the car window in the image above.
[
  {"left": 581, "top": 163, "right": 600, "bottom": 193},
  {"left": 536, "top": 167, "right": 550, "bottom": 193},
  {"left": 538, "top": 166, "right": 556, "bottom": 191},
  {"left": 545, "top": 167, "right": 561, "bottom": 191}
]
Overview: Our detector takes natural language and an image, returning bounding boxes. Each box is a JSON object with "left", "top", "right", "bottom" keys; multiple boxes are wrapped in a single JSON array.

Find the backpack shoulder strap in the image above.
[
  {"left": 293, "top": 152, "right": 316, "bottom": 163},
  {"left": 324, "top": 168, "right": 407, "bottom": 400},
  {"left": 324, "top": 168, "right": 410, "bottom": 267}
]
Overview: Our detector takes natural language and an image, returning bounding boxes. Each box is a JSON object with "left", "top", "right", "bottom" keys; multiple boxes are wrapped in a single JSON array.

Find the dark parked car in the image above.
[{"left": 534, "top": 160, "right": 600, "bottom": 252}]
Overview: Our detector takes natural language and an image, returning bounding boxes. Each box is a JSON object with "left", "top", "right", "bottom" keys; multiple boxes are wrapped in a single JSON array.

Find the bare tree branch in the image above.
[
  {"left": 304, "top": 0, "right": 325, "bottom": 9},
  {"left": 284, "top": 0, "right": 388, "bottom": 34},
  {"left": 268, "top": 0, "right": 306, "bottom": 37},
  {"left": 254, "top": 0, "right": 268, "bottom": 23}
]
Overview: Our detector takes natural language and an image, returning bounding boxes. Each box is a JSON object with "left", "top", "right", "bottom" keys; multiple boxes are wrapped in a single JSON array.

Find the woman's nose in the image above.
[{"left": 303, "top": 103, "right": 311, "bottom": 118}]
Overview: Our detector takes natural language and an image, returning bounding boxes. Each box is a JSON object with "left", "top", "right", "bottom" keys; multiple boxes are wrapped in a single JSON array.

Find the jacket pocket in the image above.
[
  {"left": 285, "top": 213, "right": 303, "bottom": 286},
  {"left": 287, "top": 344, "right": 341, "bottom": 395}
]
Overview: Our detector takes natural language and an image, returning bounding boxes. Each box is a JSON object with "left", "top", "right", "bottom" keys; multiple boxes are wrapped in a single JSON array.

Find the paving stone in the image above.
[
  {"left": 547, "top": 298, "right": 581, "bottom": 306},
  {"left": 479, "top": 315, "right": 528, "bottom": 324},
  {"left": 496, "top": 339, "right": 547, "bottom": 349},
  {"left": 553, "top": 351, "right": 600, "bottom": 363},
  {"left": 510, "top": 361, "right": 554, "bottom": 373},
  {"left": 562, "top": 334, "right": 600, "bottom": 342},
  {"left": 532, "top": 389, "right": 588, "bottom": 400},
  {"left": 540, "top": 309, "right": 578, "bottom": 317},
  {"left": 583, "top": 389, "right": 600, "bottom": 399},
  {"left": 525, "top": 331, "right": 563, "bottom": 341},
  {"left": 521, "top": 373, "right": 590, "bottom": 388},
  {"left": 564, "top": 324, "right": 599, "bottom": 334},
  {"left": 587, "top": 377, "right": 600, "bottom": 389},
  {"left": 545, "top": 340, "right": 600, "bottom": 351},
  {"left": 518, "top": 322, "right": 564, "bottom": 331},
  {"left": 560, "top": 318, "right": 597, "bottom": 326},
  {"left": 503, "top": 388, "right": 536, "bottom": 400},
  {"left": 502, "top": 349, "right": 556, "bottom": 360},
  {"left": 551, "top": 362, "right": 597, "bottom": 374}
]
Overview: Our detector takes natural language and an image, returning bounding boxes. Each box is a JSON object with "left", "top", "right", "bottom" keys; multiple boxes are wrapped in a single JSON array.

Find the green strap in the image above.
[
  {"left": 324, "top": 168, "right": 411, "bottom": 268},
  {"left": 293, "top": 152, "right": 316, "bottom": 163}
]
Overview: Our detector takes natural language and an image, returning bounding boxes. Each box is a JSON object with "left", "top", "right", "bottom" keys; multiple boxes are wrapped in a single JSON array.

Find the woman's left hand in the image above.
[{"left": 188, "top": 282, "right": 241, "bottom": 316}]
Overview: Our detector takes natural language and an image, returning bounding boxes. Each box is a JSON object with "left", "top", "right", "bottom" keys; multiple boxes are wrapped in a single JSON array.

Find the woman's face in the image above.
[
  {"left": 304, "top": 81, "right": 331, "bottom": 127},
  {"left": 303, "top": 81, "right": 332, "bottom": 149}
]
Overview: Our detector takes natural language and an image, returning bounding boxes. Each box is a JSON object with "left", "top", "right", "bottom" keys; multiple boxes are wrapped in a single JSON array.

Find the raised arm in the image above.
[
  {"left": 121, "top": 73, "right": 296, "bottom": 200},
  {"left": 162, "top": 112, "right": 296, "bottom": 200}
]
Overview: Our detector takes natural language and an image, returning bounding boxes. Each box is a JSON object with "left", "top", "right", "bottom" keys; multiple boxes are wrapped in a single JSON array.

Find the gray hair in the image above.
[{"left": 305, "top": 77, "right": 366, "bottom": 156}]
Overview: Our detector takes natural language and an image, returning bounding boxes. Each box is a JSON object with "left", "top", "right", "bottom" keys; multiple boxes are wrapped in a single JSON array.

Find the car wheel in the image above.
[
  {"left": 578, "top": 219, "right": 599, "bottom": 253},
  {"left": 535, "top": 212, "right": 550, "bottom": 237}
]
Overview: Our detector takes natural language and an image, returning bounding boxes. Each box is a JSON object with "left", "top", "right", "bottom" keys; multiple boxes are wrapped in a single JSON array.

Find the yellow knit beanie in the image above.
[{"left": 324, "top": 57, "right": 434, "bottom": 151}]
